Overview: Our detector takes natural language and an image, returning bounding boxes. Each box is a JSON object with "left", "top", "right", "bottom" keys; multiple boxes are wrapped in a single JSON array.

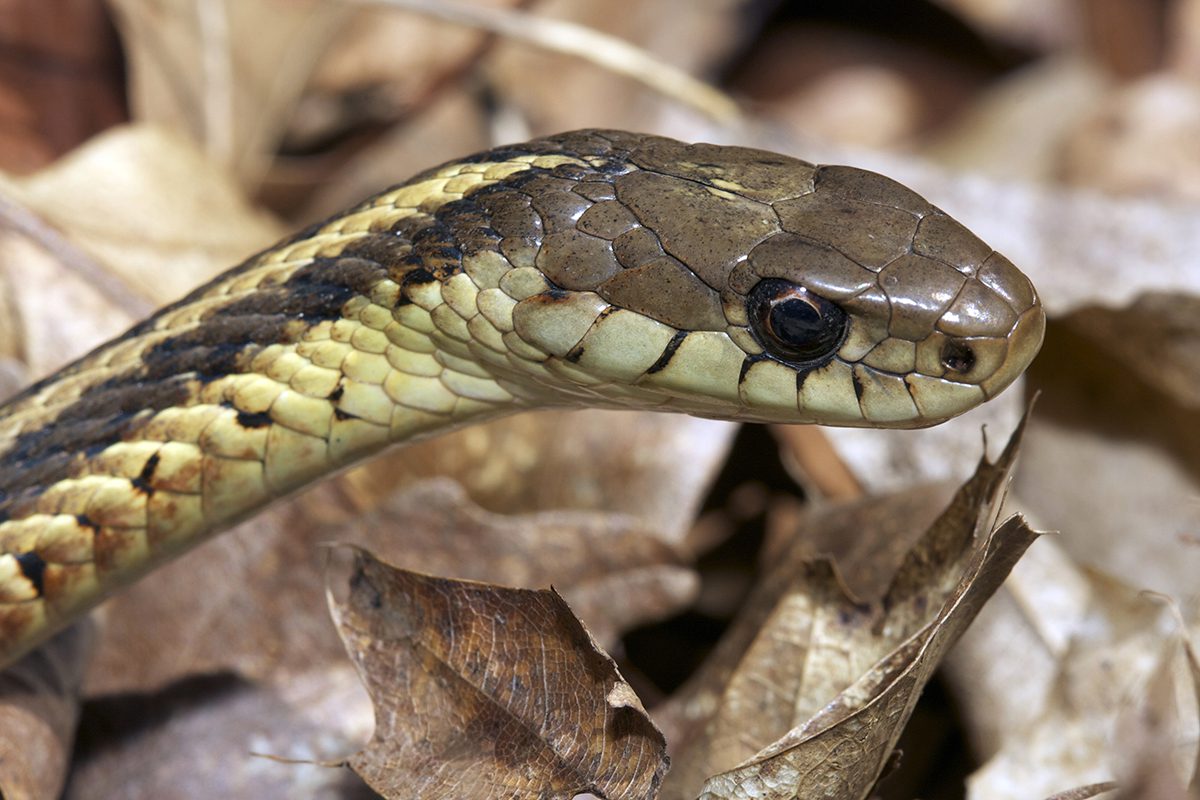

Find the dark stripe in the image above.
[
  {"left": 15, "top": 551, "right": 46, "bottom": 596},
  {"left": 131, "top": 452, "right": 160, "bottom": 495},
  {"left": 235, "top": 411, "right": 272, "bottom": 429},
  {"left": 0, "top": 251, "right": 395, "bottom": 520},
  {"left": 738, "top": 354, "right": 769, "bottom": 384},
  {"left": 646, "top": 331, "right": 687, "bottom": 375}
]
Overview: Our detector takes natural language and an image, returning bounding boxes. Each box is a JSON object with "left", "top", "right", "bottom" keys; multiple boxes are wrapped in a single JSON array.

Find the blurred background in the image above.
[{"left": 2, "top": 1, "right": 1200, "bottom": 799}]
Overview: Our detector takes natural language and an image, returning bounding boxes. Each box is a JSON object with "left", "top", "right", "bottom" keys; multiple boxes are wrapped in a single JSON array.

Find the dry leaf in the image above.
[
  {"left": 485, "top": 0, "right": 746, "bottom": 135},
  {"left": 1064, "top": 295, "right": 1200, "bottom": 409},
  {"left": 329, "top": 547, "right": 668, "bottom": 800},
  {"left": 0, "top": 0, "right": 125, "bottom": 173},
  {"left": 1015, "top": 324, "right": 1200, "bottom": 601},
  {"left": 1187, "top": 632, "right": 1200, "bottom": 795},
  {"left": 87, "top": 477, "right": 697, "bottom": 693},
  {"left": 926, "top": 56, "right": 1111, "bottom": 181},
  {"left": 960, "top": 571, "right": 1197, "bottom": 800},
  {"left": 3, "top": 124, "right": 282, "bottom": 308},
  {"left": 1111, "top": 640, "right": 1195, "bottom": 800},
  {"left": 67, "top": 666, "right": 375, "bottom": 800},
  {"left": 345, "top": 410, "right": 737, "bottom": 546},
  {"left": 691, "top": 514, "right": 1038, "bottom": 800},
  {"left": 660, "top": 414, "right": 1038, "bottom": 799},
  {"left": 107, "top": 0, "right": 349, "bottom": 186},
  {"left": 0, "top": 232, "right": 130, "bottom": 378},
  {"left": 1044, "top": 784, "right": 1120, "bottom": 800},
  {"left": 327, "top": 479, "right": 697, "bottom": 647},
  {"left": 308, "top": 0, "right": 518, "bottom": 105},
  {"left": 0, "top": 623, "right": 94, "bottom": 800},
  {"left": 928, "top": 0, "right": 1080, "bottom": 49},
  {"left": 1060, "top": 75, "right": 1200, "bottom": 202}
]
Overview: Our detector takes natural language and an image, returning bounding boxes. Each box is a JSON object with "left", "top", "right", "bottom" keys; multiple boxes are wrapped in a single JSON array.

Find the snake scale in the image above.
[{"left": 0, "top": 130, "right": 1044, "bottom": 667}]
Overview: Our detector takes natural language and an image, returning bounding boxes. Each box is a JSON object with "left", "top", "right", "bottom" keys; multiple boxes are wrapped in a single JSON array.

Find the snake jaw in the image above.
[{"left": 0, "top": 130, "right": 1048, "bottom": 665}]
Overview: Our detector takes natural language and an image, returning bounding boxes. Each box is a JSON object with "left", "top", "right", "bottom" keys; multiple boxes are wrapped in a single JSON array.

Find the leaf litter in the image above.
[
  {"left": 328, "top": 547, "right": 670, "bottom": 800},
  {"left": 1, "top": 1, "right": 1199, "bottom": 798}
]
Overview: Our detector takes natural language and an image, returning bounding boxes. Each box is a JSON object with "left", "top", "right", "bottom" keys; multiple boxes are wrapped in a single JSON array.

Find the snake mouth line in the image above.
[{"left": 0, "top": 129, "right": 1044, "bottom": 666}]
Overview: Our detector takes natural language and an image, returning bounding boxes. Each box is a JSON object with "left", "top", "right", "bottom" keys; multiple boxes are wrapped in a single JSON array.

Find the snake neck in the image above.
[{"left": 0, "top": 148, "right": 629, "bottom": 659}]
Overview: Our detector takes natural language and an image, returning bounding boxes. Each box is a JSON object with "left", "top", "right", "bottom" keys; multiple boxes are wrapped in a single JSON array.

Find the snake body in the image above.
[{"left": 0, "top": 130, "right": 1044, "bottom": 666}]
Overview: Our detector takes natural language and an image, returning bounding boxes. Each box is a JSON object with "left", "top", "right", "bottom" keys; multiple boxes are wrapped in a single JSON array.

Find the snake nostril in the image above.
[{"left": 940, "top": 340, "right": 976, "bottom": 374}]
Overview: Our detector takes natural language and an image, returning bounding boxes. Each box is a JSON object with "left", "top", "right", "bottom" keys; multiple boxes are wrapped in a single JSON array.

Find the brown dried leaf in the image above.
[
  {"left": 959, "top": 570, "right": 1193, "bottom": 799},
  {"left": 88, "top": 478, "right": 696, "bottom": 693},
  {"left": 661, "top": 415, "right": 1037, "bottom": 799},
  {"left": 1111, "top": 640, "right": 1196, "bottom": 800},
  {"left": 1044, "top": 784, "right": 1120, "bottom": 800},
  {"left": 928, "top": 0, "right": 1080, "bottom": 50},
  {"left": 1064, "top": 294, "right": 1200, "bottom": 409},
  {"left": 1015, "top": 323, "right": 1200, "bottom": 601},
  {"left": 308, "top": 1, "right": 516, "bottom": 102},
  {"left": 692, "top": 514, "right": 1038, "bottom": 800},
  {"left": 485, "top": 0, "right": 746, "bottom": 134},
  {"left": 926, "top": 56, "right": 1111, "bottom": 182},
  {"left": 1060, "top": 75, "right": 1200, "bottom": 203},
  {"left": 1187, "top": 632, "right": 1200, "bottom": 794},
  {"left": 4, "top": 124, "right": 282, "bottom": 308},
  {"left": 0, "top": 623, "right": 94, "bottom": 800},
  {"left": 344, "top": 409, "right": 737, "bottom": 546},
  {"left": 0, "top": 231, "right": 130, "bottom": 378},
  {"left": 107, "top": 0, "right": 349, "bottom": 186},
  {"left": 0, "top": 0, "right": 126, "bottom": 173},
  {"left": 331, "top": 479, "right": 698, "bottom": 647},
  {"left": 67, "top": 666, "right": 375, "bottom": 800},
  {"left": 330, "top": 547, "right": 668, "bottom": 800}
]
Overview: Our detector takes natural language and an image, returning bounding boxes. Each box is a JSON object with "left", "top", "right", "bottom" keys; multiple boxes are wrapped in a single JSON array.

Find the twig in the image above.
[
  {"left": 343, "top": 0, "right": 742, "bottom": 124},
  {"left": 0, "top": 189, "right": 155, "bottom": 319}
]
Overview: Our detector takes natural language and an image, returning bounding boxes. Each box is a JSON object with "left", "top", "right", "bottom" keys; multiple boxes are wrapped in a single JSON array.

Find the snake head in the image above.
[
  {"left": 500, "top": 132, "right": 1044, "bottom": 428},
  {"left": 726, "top": 163, "right": 1047, "bottom": 427}
]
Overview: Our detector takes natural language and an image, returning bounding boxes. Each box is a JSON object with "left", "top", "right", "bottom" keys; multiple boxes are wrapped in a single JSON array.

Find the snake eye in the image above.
[{"left": 747, "top": 279, "right": 849, "bottom": 365}]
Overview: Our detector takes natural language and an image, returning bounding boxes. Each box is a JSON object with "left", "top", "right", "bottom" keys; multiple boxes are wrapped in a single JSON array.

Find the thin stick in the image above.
[
  {"left": 345, "top": 0, "right": 742, "bottom": 123},
  {"left": 0, "top": 190, "right": 155, "bottom": 319}
]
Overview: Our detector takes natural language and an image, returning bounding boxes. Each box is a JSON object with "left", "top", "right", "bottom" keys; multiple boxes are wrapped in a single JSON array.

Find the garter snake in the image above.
[{"left": 0, "top": 130, "right": 1044, "bottom": 666}]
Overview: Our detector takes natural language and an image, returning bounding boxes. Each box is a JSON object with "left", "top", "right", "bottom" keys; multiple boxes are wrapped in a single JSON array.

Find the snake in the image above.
[{"left": 0, "top": 130, "right": 1044, "bottom": 667}]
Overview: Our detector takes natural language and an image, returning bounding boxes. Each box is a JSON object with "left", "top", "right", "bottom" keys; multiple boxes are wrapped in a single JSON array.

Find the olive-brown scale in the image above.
[{"left": 0, "top": 129, "right": 1044, "bottom": 665}]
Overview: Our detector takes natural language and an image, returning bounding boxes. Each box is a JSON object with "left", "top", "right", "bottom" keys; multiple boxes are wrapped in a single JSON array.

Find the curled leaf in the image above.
[
  {"left": 329, "top": 547, "right": 668, "bottom": 800},
  {"left": 663, "top": 412, "right": 1039, "bottom": 800}
]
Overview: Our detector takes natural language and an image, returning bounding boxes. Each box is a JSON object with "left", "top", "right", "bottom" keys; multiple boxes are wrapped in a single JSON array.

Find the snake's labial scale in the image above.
[{"left": 0, "top": 130, "right": 1044, "bottom": 665}]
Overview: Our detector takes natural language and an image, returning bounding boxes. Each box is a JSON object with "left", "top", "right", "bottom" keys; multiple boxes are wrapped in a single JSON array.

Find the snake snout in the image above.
[{"left": 933, "top": 252, "right": 1045, "bottom": 401}]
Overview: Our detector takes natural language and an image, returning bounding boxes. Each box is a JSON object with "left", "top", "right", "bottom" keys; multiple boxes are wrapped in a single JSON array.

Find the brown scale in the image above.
[{"left": 0, "top": 130, "right": 1045, "bottom": 666}]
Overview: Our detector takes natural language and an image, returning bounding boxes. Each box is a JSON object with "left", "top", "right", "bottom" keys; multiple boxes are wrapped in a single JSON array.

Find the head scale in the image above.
[{"left": 457, "top": 130, "right": 1045, "bottom": 428}]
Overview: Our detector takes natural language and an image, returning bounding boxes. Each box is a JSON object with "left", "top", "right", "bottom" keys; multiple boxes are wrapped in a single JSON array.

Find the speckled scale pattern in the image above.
[{"left": 0, "top": 130, "right": 1044, "bottom": 664}]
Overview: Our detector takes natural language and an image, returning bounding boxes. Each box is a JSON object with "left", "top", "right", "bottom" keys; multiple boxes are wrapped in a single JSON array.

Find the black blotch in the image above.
[
  {"left": 402, "top": 268, "right": 437, "bottom": 287},
  {"left": 328, "top": 384, "right": 345, "bottom": 403},
  {"left": 543, "top": 288, "right": 569, "bottom": 301},
  {"left": 565, "top": 344, "right": 585, "bottom": 363},
  {"left": 0, "top": 253, "right": 393, "bottom": 515},
  {"left": 852, "top": 370, "right": 865, "bottom": 402},
  {"left": 646, "top": 331, "right": 687, "bottom": 375},
  {"left": 75, "top": 514, "right": 99, "bottom": 533},
  {"left": 738, "top": 354, "right": 769, "bottom": 384},
  {"left": 333, "top": 408, "right": 357, "bottom": 422},
  {"left": 131, "top": 452, "right": 161, "bottom": 495},
  {"left": 15, "top": 551, "right": 46, "bottom": 596},
  {"left": 235, "top": 410, "right": 272, "bottom": 429}
]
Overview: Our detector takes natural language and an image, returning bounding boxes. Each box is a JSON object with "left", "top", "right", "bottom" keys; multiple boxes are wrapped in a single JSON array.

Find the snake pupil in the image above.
[{"left": 748, "top": 279, "right": 848, "bottom": 366}]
